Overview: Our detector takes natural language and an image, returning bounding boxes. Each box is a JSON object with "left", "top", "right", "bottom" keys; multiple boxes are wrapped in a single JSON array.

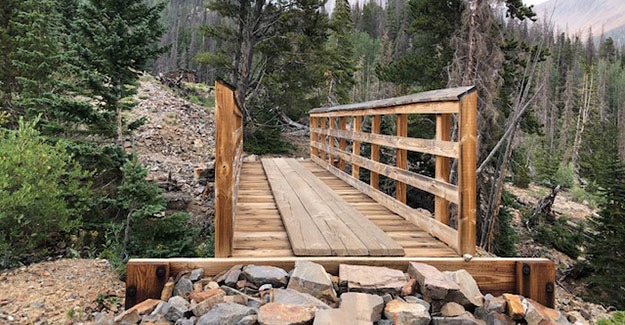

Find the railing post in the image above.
[
  {"left": 396, "top": 114, "right": 407, "bottom": 203},
  {"left": 435, "top": 114, "right": 451, "bottom": 225},
  {"left": 352, "top": 116, "right": 362, "bottom": 179},
  {"left": 328, "top": 117, "right": 335, "bottom": 166},
  {"left": 214, "top": 80, "right": 236, "bottom": 258},
  {"left": 310, "top": 116, "right": 318, "bottom": 158},
  {"left": 458, "top": 91, "right": 477, "bottom": 256},
  {"left": 320, "top": 117, "right": 327, "bottom": 161},
  {"left": 339, "top": 117, "right": 347, "bottom": 171},
  {"left": 370, "top": 115, "right": 381, "bottom": 189}
]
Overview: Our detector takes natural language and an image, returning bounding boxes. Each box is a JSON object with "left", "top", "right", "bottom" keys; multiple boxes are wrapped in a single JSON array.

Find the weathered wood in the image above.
[
  {"left": 458, "top": 91, "right": 477, "bottom": 256},
  {"left": 261, "top": 158, "right": 332, "bottom": 256},
  {"left": 125, "top": 261, "right": 169, "bottom": 309},
  {"left": 310, "top": 102, "right": 460, "bottom": 118},
  {"left": 328, "top": 117, "right": 335, "bottom": 166},
  {"left": 352, "top": 116, "right": 362, "bottom": 179},
  {"left": 396, "top": 114, "right": 407, "bottom": 203},
  {"left": 214, "top": 80, "right": 239, "bottom": 257},
  {"left": 126, "top": 256, "right": 555, "bottom": 308},
  {"left": 320, "top": 117, "right": 327, "bottom": 160},
  {"left": 435, "top": 114, "right": 451, "bottom": 225},
  {"left": 310, "top": 116, "right": 318, "bottom": 157},
  {"left": 371, "top": 115, "right": 381, "bottom": 189},
  {"left": 309, "top": 86, "right": 474, "bottom": 114},
  {"left": 516, "top": 260, "right": 556, "bottom": 308},
  {"left": 284, "top": 159, "right": 404, "bottom": 256},
  {"left": 309, "top": 127, "right": 458, "bottom": 158},
  {"left": 310, "top": 141, "right": 459, "bottom": 204},
  {"left": 311, "top": 155, "right": 459, "bottom": 252},
  {"left": 339, "top": 117, "right": 347, "bottom": 171}
]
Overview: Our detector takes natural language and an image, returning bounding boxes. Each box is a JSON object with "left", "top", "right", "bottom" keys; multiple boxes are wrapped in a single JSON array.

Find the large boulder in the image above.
[
  {"left": 339, "top": 264, "right": 407, "bottom": 295},
  {"left": 242, "top": 265, "right": 289, "bottom": 288},
  {"left": 287, "top": 260, "right": 337, "bottom": 305},
  {"left": 384, "top": 299, "right": 431, "bottom": 325}
]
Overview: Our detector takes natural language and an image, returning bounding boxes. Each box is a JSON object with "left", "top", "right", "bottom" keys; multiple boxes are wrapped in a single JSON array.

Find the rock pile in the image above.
[{"left": 105, "top": 261, "right": 582, "bottom": 325}]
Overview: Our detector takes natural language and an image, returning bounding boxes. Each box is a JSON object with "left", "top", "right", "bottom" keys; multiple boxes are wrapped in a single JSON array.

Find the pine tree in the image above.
[
  {"left": 75, "top": 0, "right": 166, "bottom": 142},
  {"left": 586, "top": 124, "right": 625, "bottom": 309},
  {"left": 326, "top": 0, "right": 355, "bottom": 104}
]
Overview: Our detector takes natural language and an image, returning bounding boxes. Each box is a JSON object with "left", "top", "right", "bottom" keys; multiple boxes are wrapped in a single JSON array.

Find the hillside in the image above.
[{"left": 535, "top": 0, "right": 625, "bottom": 43}]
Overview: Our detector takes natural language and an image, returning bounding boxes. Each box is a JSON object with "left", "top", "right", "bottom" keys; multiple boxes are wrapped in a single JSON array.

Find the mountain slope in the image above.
[{"left": 535, "top": 0, "right": 625, "bottom": 42}]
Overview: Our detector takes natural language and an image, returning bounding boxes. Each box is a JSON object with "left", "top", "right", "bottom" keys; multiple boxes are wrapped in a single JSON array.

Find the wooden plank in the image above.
[
  {"left": 311, "top": 155, "right": 459, "bottom": 253},
  {"left": 516, "top": 261, "right": 556, "bottom": 308},
  {"left": 310, "top": 116, "right": 318, "bottom": 157},
  {"left": 435, "top": 114, "right": 451, "bottom": 225},
  {"left": 320, "top": 117, "right": 327, "bottom": 160},
  {"left": 310, "top": 127, "right": 458, "bottom": 158},
  {"left": 309, "top": 86, "right": 474, "bottom": 114},
  {"left": 270, "top": 158, "right": 368, "bottom": 256},
  {"left": 214, "top": 80, "right": 236, "bottom": 257},
  {"left": 371, "top": 115, "right": 381, "bottom": 189},
  {"left": 125, "top": 261, "right": 169, "bottom": 309},
  {"left": 261, "top": 158, "right": 332, "bottom": 256},
  {"left": 352, "top": 116, "right": 362, "bottom": 179},
  {"left": 284, "top": 159, "right": 404, "bottom": 256},
  {"left": 458, "top": 91, "right": 477, "bottom": 256},
  {"left": 310, "top": 102, "right": 460, "bottom": 117},
  {"left": 311, "top": 141, "right": 459, "bottom": 204},
  {"left": 328, "top": 117, "right": 335, "bottom": 166},
  {"left": 396, "top": 114, "right": 407, "bottom": 203}
]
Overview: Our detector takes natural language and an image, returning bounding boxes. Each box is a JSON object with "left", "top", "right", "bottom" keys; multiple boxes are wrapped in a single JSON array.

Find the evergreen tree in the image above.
[
  {"left": 326, "top": 0, "right": 355, "bottom": 104},
  {"left": 586, "top": 124, "right": 625, "bottom": 309},
  {"left": 75, "top": 0, "right": 166, "bottom": 142}
]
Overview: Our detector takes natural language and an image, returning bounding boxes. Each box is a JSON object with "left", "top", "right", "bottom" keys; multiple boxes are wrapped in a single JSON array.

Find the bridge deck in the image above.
[{"left": 232, "top": 159, "right": 457, "bottom": 258}]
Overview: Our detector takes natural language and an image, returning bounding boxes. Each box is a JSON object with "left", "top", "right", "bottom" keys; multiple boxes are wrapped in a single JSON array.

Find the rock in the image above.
[
  {"left": 166, "top": 296, "right": 190, "bottom": 322},
  {"left": 339, "top": 292, "right": 384, "bottom": 322},
  {"left": 93, "top": 312, "right": 114, "bottom": 325},
  {"left": 257, "top": 303, "right": 314, "bottom": 325},
  {"left": 196, "top": 303, "right": 256, "bottom": 325},
  {"left": 259, "top": 283, "right": 273, "bottom": 292},
  {"left": 443, "top": 270, "right": 484, "bottom": 309},
  {"left": 403, "top": 296, "right": 431, "bottom": 312},
  {"left": 237, "top": 279, "right": 248, "bottom": 290},
  {"left": 475, "top": 295, "right": 506, "bottom": 320},
  {"left": 224, "top": 265, "right": 243, "bottom": 287},
  {"left": 339, "top": 264, "right": 407, "bottom": 295},
  {"left": 384, "top": 299, "right": 431, "bottom": 325},
  {"left": 502, "top": 294, "right": 524, "bottom": 320},
  {"left": 431, "top": 312, "right": 485, "bottom": 325},
  {"left": 224, "top": 294, "right": 248, "bottom": 305},
  {"left": 206, "top": 281, "right": 220, "bottom": 290},
  {"left": 194, "top": 282, "right": 204, "bottom": 292},
  {"left": 237, "top": 314, "right": 258, "bottom": 325},
  {"left": 525, "top": 299, "right": 570, "bottom": 325},
  {"left": 190, "top": 268, "right": 205, "bottom": 282},
  {"left": 242, "top": 265, "right": 289, "bottom": 288},
  {"left": 113, "top": 309, "right": 139, "bottom": 324},
  {"left": 114, "top": 298, "right": 160, "bottom": 322},
  {"left": 271, "top": 288, "right": 331, "bottom": 311},
  {"left": 484, "top": 311, "right": 515, "bottom": 325},
  {"left": 440, "top": 302, "right": 465, "bottom": 317},
  {"left": 313, "top": 309, "right": 372, "bottom": 325},
  {"left": 190, "top": 288, "right": 226, "bottom": 303},
  {"left": 174, "top": 278, "right": 194, "bottom": 297},
  {"left": 161, "top": 281, "right": 175, "bottom": 301},
  {"left": 567, "top": 311, "right": 590, "bottom": 325},
  {"left": 191, "top": 289, "right": 226, "bottom": 316},
  {"left": 176, "top": 316, "right": 196, "bottom": 325},
  {"left": 407, "top": 262, "right": 459, "bottom": 300},
  {"left": 402, "top": 279, "right": 416, "bottom": 296},
  {"left": 151, "top": 301, "right": 171, "bottom": 316},
  {"left": 288, "top": 260, "right": 337, "bottom": 305}
]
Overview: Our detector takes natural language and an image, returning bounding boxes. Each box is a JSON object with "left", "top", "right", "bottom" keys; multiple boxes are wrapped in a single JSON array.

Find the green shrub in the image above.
[
  {"left": 597, "top": 312, "right": 625, "bottom": 325},
  {"left": 553, "top": 163, "right": 576, "bottom": 189},
  {"left": 532, "top": 216, "right": 584, "bottom": 259},
  {"left": 0, "top": 118, "right": 92, "bottom": 268}
]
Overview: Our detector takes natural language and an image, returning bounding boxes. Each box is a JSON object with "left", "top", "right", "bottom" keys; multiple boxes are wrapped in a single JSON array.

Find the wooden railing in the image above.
[
  {"left": 309, "top": 87, "right": 477, "bottom": 256},
  {"left": 214, "top": 79, "right": 244, "bottom": 257}
]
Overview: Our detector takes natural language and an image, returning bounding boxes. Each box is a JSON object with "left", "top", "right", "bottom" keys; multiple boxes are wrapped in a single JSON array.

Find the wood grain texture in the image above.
[
  {"left": 396, "top": 114, "right": 407, "bottom": 203},
  {"left": 352, "top": 116, "right": 362, "bottom": 179},
  {"left": 516, "top": 260, "right": 556, "bottom": 308},
  {"left": 371, "top": 115, "right": 381, "bottom": 190},
  {"left": 435, "top": 114, "right": 451, "bottom": 225},
  {"left": 458, "top": 91, "right": 477, "bottom": 255},
  {"left": 125, "top": 262, "right": 169, "bottom": 309}
]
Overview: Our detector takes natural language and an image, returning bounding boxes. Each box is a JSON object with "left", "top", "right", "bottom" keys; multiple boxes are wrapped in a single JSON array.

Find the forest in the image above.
[{"left": 1, "top": 0, "right": 624, "bottom": 311}]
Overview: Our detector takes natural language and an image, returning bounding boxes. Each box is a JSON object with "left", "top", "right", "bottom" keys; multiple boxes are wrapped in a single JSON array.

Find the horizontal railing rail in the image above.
[
  {"left": 214, "top": 79, "right": 244, "bottom": 257},
  {"left": 309, "top": 87, "right": 477, "bottom": 256}
]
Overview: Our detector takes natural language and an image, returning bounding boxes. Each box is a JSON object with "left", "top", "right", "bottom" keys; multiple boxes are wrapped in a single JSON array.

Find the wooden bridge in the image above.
[{"left": 124, "top": 80, "right": 556, "bottom": 309}]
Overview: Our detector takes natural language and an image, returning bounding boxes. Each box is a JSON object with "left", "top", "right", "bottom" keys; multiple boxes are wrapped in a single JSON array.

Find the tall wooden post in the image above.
[
  {"left": 214, "top": 80, "right": 236, "bottom": 258},
  {"left": 435, "top": 114, "right": 451, "bottom": 225},
  {"left": 458, "top": 91, "right": 477, "bottom": 256},
  {"left": 320, "top": 117, "right": 327, "bottom": 161},
  {"left": 328, "top": 117, "right": 335, "bottom": 166},
  {"left": 352, "top": 116, "right": 362, "bottom": 179},
  {"left": 370, "top": 115, "right": 381, "bottom": 189},
  {"left": 310, "top": 116, "right": 319, "bottom": 158},
  {"left": 339, "top": 117, "right": 347, "bottom": 171},
  {"left": 396, "top": 114, "right": 407, "bottom": 203}
]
